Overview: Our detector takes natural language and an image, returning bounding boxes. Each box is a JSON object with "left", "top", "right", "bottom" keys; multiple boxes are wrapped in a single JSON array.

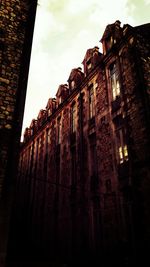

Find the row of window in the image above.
[
  {"left": 56, "top": 87, "right": 95, "bottom": 144},
  {"left": 48, "top": 71, "right": 127, "bottom": 165},
  {"left": 22, "top": 62, "right": 125, "bottom": 170},
  {"left": 45, "top": 122, "right": 128, "bottom": 165},
  {"left": 20, "top": 126, "right": 129, "bottom": 194},
  {"left": 56, "top": 62, "right": 122, "bottom": 145},
  {"left": 24, "top": 61, "right": 121, "bottom": 143},
  {"left": 20, "top": 128, "right": 128, "bottom": 193}
]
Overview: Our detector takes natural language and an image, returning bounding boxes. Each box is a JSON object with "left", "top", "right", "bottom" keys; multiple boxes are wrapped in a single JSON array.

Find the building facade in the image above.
[
  {"left": 0, "top": 1, "right": 37, "bottom": 266},
  {"left": 18, "top": 21, "right": 150, "bottom": 266}
]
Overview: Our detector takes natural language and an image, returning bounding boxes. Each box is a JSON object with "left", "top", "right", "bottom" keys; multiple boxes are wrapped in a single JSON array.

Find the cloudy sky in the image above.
[{"left": 21, "top": 0, "right": 150, "bottom": 136}]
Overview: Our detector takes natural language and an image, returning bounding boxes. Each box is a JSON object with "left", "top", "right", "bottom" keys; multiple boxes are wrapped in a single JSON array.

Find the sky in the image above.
[{"left": 21, "top": 0, "right": 150, "bottom": 137}]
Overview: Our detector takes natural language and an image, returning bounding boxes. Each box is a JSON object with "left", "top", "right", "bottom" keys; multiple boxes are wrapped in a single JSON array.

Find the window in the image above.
[
  {"left": 47, "top": 128, "right": 51, "bottom": 145},
  {"left": 57, "top": 118, "right": 61, "bottom": 144},
  {"left": 58, "top": 96, "right": 62, "bottom": 105},
  {"left": 90, "top": 136, "right": 98, "bottom": 191},
  {"left": 34, "top": 138, "right": 39, "bottom": 175},
  {"left": 89, "top": 86, "right": 95, "bottom": 119},
  {"left": 71, "top": 104, "right": 76, "bottom": 133},
  {"left": 71, "top": 80, "right": 75, "bottom": 90},
  {"left": 87, "top": 58, "right": 92, "bottom": 70},
  {"left": 35, "top": 138, "right": 39, "bottom": 161},
  {"left": 44, "top": 130, "right": 50, "bottom": 177},
  {"left": 46, "top": 128, "right": 51, "bottom": 152},
  {"left": 39, "top": 135, "right": 43, "bottom": 161},
  {"left": 31, "top": 128, "right": 33, "bottom": 135},
  {"left": 47, "top": 108, "right": 51, "bottom": 117},
  {"left": 28, "top": 145, "right": 33, "bottom": 172},
  {"left": 116, "top": 128, "right": 128, "bottom": 164},
  {"left": 56, "top": 155, "right": 60, "bottom": 184},
  {"left": 71, "top": 147, "right": 76, "bottom": 186},
  {"left": 110, "top": 63, "right": 120, "bottom": 100},
  {"left": 106, "top": 36, "right": 113, "bottom": 51},
  {"left": 90, "top": 143, "right": 97, "bottom": 174}
]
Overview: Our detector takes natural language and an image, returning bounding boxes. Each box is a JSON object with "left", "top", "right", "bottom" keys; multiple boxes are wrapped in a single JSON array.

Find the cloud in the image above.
[
  {"left": 144, "top": 0, "right": 150, "bottom": 5},
  {"left": 126, "top": 0, "right": 150, "bottom": 24}
]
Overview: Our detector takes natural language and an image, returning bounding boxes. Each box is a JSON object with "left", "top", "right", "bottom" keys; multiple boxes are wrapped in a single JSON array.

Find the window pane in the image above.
[
  {"left": 110, "top": 63, "right": 120, "bottom": 100},
  {"left": 124, "top": 145, "right": 128, "bottom": 161},
  {"left": 116, "top": 128, "right": 129, "bottom": 164},
  {"left": 89, "top": 87, "right": 95, "bottom": 118},
  {"left": 57, "top": 119, "right": 61, "bottom": 144},
  {"left": 119, "top": 146, "right": 124, "bottom": 164},
  {"left": 71, "top": 104, "right": 76, "bottom": 133}
]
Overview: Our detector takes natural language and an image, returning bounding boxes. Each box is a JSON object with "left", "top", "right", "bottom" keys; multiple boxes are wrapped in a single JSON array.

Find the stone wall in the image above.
[{"left": 0, "top": 1, "right": 37, "bottom": 266}]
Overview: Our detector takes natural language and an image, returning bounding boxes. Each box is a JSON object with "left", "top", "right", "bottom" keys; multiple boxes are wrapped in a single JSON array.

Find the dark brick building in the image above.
[
  {"left": 0, "top": 1, "right": 37, "bottom": 266},
  {"left": 18, "top": 21, "right": 150, "bottom": 266}
]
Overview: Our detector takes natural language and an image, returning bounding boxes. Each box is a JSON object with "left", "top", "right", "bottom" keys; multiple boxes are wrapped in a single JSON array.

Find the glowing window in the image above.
[
  {"left": 116, "top": 128, "right": 128, "bottom": 164},
  {"left": 110, "top": 63, "right": 120, "bottom": 100}
]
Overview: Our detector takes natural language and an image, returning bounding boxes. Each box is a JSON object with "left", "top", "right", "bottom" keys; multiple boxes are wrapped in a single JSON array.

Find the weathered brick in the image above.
[
  {"left": 0, "top": 114, "right": 5, "bottom": 119},
  {"left": 0, "top": 77, "right": 10, "bottom": 84},
  {"left": 5, "top": 124, "right": 12, "bottom": 129}
]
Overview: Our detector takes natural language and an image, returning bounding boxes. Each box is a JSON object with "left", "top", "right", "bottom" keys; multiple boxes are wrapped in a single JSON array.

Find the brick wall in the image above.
[{"left": 16, "top": 21, "right": 150, "bottom": 266}]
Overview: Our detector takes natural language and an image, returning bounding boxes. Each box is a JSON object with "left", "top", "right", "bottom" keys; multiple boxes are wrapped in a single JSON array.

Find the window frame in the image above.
[
  {"left": 116, "top": 127, "right": 129, "bottom": 164},
  {"left": 89, "top": 85, "right": 95, "bottom": 119},
  {"left": 70, "top": 103, "right": 76, "bottom": 133},
  {"left": 71, "top": 80, "right": 75, "bottom": 90},
  {"left": 87, "top": 58, "right": 92, "bottom": 70},
  {"left": 71, "top": 146, "right": 77, "bottom": 186},
  {"left": 57, "top": 117, "right": 61, "bottom": 144},
  {"left": 109, "top": 62, "right": 121, "bottom": 101}
]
